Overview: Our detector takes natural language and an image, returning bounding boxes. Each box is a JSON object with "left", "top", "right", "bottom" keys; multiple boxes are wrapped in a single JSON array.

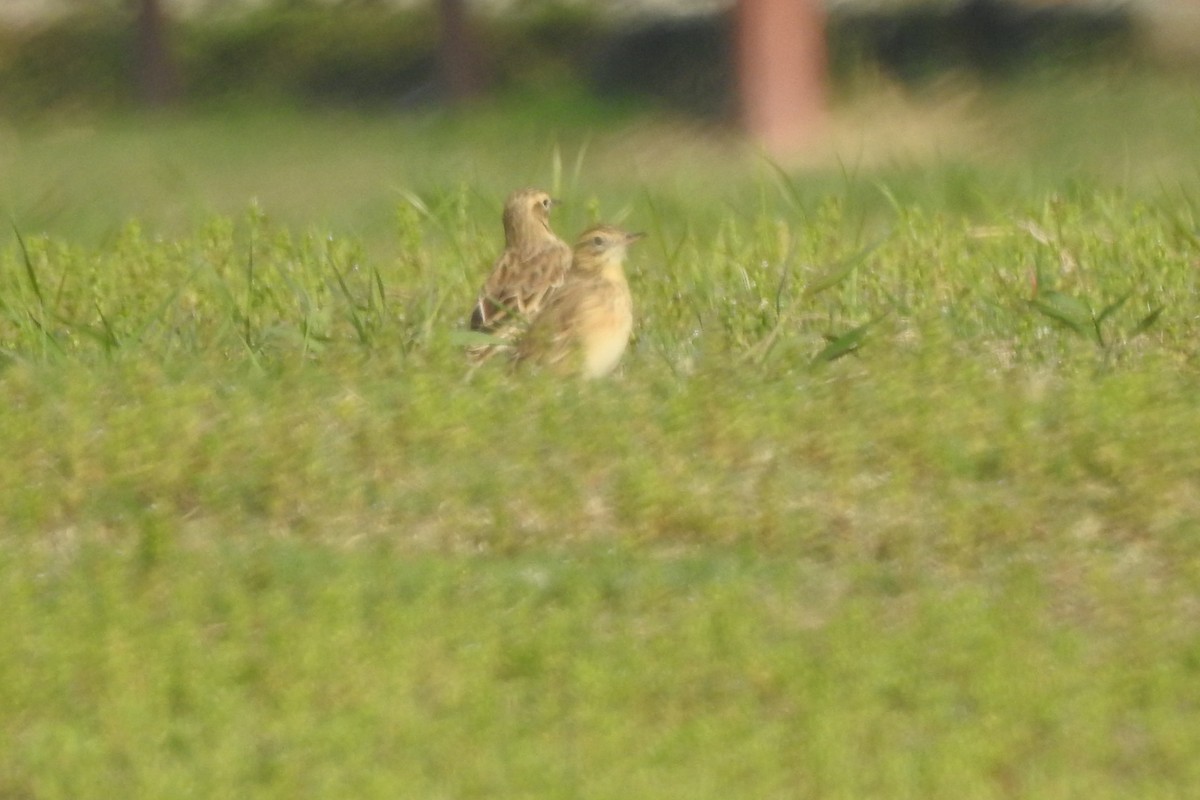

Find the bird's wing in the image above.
[{"left": 471, "top": 239, "right": 571, "bottom": 334}]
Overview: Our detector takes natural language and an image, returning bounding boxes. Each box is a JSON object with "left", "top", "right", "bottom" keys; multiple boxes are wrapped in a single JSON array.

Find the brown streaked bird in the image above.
[
  {"left": 468, "top": 187, "right": 572, "bottom": 360},
  {"left": 515, "top": 225, "right": 644, "bottom": 379}
]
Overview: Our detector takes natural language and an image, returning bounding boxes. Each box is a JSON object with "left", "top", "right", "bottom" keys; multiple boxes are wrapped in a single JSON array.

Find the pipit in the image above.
[
  {"left": 515, "top": 224, "right": 644, "bottom": 379},
  {"left": 467, "top": 187, "right": 572, "bottom": 360}
]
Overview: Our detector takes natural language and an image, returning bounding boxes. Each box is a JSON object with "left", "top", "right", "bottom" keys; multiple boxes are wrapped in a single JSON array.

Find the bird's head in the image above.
[
  {"left": 572, "top": 225, "right": 644, "bottom": 273},
  {"left": 502, "top": 187, "right": 559, "bottom": 244}
]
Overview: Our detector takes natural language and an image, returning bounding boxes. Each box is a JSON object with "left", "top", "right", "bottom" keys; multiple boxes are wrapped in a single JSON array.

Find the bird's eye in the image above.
[
  {"left": 592, "top": 236, "right": 604, "bottom": 246},
  {"left": 541, "top": 198, "right": 552, "bottom": 209}
]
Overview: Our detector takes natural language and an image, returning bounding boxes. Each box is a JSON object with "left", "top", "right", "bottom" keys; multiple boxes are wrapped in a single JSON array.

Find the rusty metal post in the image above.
[{"left": 735, "top": 0, "right": 828, "bottom": 158}]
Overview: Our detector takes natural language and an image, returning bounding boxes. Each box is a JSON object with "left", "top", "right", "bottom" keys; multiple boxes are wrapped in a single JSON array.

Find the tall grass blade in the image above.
[
  {"left": 551, "top": 142, "right": 563, "bottom": 198},
  {"left": 372, "top": 264, "right": 387, "bottom": 316},
  {"left": 24, "top": 311, "right": 65, "bottom": 356},
  {"left": 93, "top": 300, "right": 120, "bottom": 354},
  {"left": 10, "top": 219, "right": 65, "bottom": 357},
  {"left": 802, "top": 238, "right": 884, "bottom": 300},
  {"left": 1090, "top": 290, "right": 1132, "bottom": 347},
  {"left": 1029, "top": 290, "right": 1098, "bottom": 344},
  {"left": 1095, "top": 291, "right": 1131, "bottom": 327},
  {"left": 773, "top": 254, "right": 793, "bottom": 318},
  {"left": 12, "top": 221, "right": 45, "bottom": 310},
  {"left": 397, "top": 189, "right": 433, "bottom": 221},
  {"left": 569, "top": 139, "right": 591, "bottom": 196},
  {"left": 1132, "top": 306, "right": 1165, "bottom": 337},
  {"left": 329, "top": 256, "right": 369, "bottom": 345},
  {"left": 874, "top": 182, "right": 905, "bottom": 217},
  {"left": 762, "top": 157, "right": 804, "bottom": 212},
  {"left": 811, "top": 316, "right": 882, "bottom": 365},
  {"left": 244, "top": 241, "right": 255, "bottom": 349}
]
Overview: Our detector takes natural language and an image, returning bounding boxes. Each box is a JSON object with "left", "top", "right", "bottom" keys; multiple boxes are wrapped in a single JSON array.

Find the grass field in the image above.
[{"left": 3, "top": 68, "right": 1200, "bottom": 797}]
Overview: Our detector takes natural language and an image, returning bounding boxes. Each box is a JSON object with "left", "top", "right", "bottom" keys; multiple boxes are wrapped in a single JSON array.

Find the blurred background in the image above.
[{"left": 0, "top": 0, "right": 1197, "bottom": 253}]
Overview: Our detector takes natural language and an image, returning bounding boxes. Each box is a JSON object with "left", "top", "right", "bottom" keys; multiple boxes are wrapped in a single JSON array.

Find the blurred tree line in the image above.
[
  {"left": 122, "top": 0, "right": 828, "bottom": 153},
  {"left": 0, "top": 0, "right": 1136, "bottom": 117},
  {"left": 130, "top": 0, "right": 487, "bottom": 107}
]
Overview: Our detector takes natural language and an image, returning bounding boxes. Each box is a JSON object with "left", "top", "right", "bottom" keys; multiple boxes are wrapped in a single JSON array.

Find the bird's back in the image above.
[{"left": 471, "top": 237, "right": 572, "bottom": 333}]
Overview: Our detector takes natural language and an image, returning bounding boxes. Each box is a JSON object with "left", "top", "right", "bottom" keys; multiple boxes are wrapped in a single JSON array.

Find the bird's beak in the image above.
[
  {"left": 550, "top": 198, "right": 563, "bottom": 208},
  {"left": 626, "top": 232, "right": 646, "bottom": 244}
]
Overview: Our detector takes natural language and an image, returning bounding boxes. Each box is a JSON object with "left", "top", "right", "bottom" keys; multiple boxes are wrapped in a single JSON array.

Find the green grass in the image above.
[
  {"left": 2, "top": 71, "right": 1200, "bottom": 797},
  {"left": 5, "top": 545, "right": 1199, "bottom": 798}
]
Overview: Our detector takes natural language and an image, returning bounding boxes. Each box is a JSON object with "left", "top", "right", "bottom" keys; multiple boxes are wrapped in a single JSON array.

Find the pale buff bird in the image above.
[
  {"left": 468, "top": 187, "right": 572, "bottom": 360},
  {"left": 515, "top": 225, "right": 644, "bottom": 379}
]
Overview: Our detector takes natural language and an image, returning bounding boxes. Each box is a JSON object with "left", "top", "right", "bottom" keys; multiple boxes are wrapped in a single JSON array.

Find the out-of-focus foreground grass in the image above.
[{"left": 2, "top": 66, "right": 1200, "bottom": 798}]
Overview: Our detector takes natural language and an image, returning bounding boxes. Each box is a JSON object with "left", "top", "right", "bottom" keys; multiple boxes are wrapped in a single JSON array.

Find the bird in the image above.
[
  {"left": 515, "top": 224, "right": 644, "bottom": 379},
  {"left": 467, "top": 187, "right": 572, "bottom": 361}
]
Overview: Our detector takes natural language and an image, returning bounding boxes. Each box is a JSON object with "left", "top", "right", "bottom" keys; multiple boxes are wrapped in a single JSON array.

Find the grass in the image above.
[
  {"left": 5, "top": 545, "right": 1199, "bottom": 798},
  {"left": 2, "top": 69, "right": 1200, "bottom": 797}
]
